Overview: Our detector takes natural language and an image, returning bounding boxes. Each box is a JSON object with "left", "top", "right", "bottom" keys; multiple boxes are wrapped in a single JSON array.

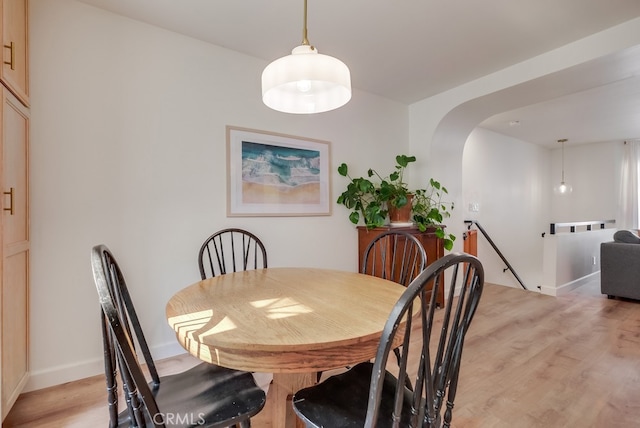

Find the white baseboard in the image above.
[
  {"left": 24, "top": 341, "right": 186, "bottom": 392},
  {"left": 539, "top": 271, "right": 599, "bottom": 296}
]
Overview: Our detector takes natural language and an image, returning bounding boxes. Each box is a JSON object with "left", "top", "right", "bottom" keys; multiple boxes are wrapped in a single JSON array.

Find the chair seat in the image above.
[
  {"left": 117, "top": 362, "right": 266, "bottom": 428},
  {"left": 294, "top": 362, "right": 414, "bottom": 428}
]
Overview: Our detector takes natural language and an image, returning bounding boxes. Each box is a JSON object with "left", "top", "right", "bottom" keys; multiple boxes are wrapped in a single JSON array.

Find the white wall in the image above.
[
  {"left": 27, "top": 0, "right": 640, "bottom": 391},
  {"left": 462, "top": 128, "right": 550, "bottom": 289},
  {"left": 550, "top": 141, "right": 623, "bottom": 222},
  {"left": 28, "top": 0, "right": 408, "bottom": 390},
  {"left": 461, "top": 131, "right": 622, "bottom": 292},
  {"left": 542, "top": 228, "right": 615, "bottom": 296},
  {"left": 408, "top": 17, "right": 640, "bottom": 261},
  {"left": 541, "top": 140, "right": 622, "bottom": 295}
]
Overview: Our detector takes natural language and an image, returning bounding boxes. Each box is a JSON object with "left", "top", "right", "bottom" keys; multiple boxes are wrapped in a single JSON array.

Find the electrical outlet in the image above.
[{"left": 468, "top": 202, "right": 480, "bottom": 212}]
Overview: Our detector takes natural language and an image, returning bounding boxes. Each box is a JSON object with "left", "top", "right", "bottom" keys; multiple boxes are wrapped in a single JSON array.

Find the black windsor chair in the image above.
[
  {"left": 293, "top": 252, "right": 485, "bottom": 428},
  {"left": 197, "top": 228, "right": 267, "bottom": 279},
  {"left": 361, "top": 230, "right": 427, "bottom": 286},
  {"left": 315, "top": 230, "right": 429, "bottom": 383},
  {"left": 91, "top": 245, "right": 266, "bottom": 428}
]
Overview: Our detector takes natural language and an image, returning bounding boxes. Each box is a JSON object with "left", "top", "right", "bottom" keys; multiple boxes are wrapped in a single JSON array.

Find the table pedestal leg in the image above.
[{"left": 271, "top": 372, "right": 316, "bottom": 428}]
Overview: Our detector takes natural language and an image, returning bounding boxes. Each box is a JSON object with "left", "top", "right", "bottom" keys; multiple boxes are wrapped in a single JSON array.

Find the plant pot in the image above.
[{"left": 388, "top": 195, "right": 413, "bottom": 225}]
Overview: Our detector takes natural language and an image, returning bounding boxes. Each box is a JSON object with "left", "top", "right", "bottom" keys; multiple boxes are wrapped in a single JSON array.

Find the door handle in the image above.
[
  {"left": 4, "top": 187, "right": 14, "bottom": 215},
  {"left": 4, "top": 41, "right": 15, "bottom": 70}
]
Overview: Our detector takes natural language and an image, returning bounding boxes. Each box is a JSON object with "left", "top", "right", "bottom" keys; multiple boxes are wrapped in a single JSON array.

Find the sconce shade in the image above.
[{"left": 262, "top": 45, "right": 351, "bottom": 114}]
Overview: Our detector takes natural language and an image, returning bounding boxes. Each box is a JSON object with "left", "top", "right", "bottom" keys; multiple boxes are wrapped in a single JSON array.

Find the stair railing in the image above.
[
  {"left": 549, "top": 219, "right": 615, "bottom": 235},
  {"left": 464, "top": 220, "right": 527, "bottom": 290}
]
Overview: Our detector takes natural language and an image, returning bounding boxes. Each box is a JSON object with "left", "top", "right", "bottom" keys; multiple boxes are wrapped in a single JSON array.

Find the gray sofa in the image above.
[{"left": 600, "top": 230, "right": 640, "bottom": 300}]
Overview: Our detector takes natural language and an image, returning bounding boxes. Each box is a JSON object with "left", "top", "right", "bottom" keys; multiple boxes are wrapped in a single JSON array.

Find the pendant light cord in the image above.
[
  {"left": 558, "top": 138, "right": 568, "bottom": 182},
  {"left": 301, "top": 0, "right": 314, "bottom": 49},
  {"left": 561, "top": 141, "right": 565, "bottom": 182}
]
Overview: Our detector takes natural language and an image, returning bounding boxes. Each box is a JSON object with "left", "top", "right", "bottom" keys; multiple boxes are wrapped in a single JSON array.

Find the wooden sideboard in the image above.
[{"left": 357, "top": 225, "right": 445, "bottom": 307}]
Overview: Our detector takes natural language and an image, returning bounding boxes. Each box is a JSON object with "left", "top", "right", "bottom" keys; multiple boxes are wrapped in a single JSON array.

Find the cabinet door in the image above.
[
  {"left": 1, "top": 86, "right": 29, "bottom": 420},
  {"left": 1, "top": 0, "right": 29, "bottom": 106}
]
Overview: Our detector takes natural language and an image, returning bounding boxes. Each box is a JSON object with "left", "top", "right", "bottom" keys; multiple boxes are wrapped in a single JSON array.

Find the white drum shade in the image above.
[{"left": 262, "top": 45, "right": 351, "bottom": 114}]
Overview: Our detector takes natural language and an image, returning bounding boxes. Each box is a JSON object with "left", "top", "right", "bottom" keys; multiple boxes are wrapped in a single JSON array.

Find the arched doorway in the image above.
[{"left": 416, "top": 43, "right": 640, "bottom": 290}]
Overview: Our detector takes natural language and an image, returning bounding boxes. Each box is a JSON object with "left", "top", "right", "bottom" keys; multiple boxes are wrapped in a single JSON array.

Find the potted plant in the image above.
[{"left": 336, "top": 154, "right": 456, "bottom": 250}]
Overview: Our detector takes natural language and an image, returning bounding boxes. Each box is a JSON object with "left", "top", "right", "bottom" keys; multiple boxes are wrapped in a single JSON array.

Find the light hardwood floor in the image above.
[{"left": 4, "top": 280, "right": 640, "bottom": 427}]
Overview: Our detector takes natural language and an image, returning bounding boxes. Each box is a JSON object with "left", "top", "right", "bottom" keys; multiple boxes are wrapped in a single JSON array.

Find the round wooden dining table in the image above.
[{"left": 166, "top": 267, "right": 406, "bottom": 428}]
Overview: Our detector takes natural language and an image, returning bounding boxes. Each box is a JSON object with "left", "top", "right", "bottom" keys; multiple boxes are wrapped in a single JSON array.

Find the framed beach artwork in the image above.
[{"left": 226, "top": 126, "right": 331, "bottom": 216}]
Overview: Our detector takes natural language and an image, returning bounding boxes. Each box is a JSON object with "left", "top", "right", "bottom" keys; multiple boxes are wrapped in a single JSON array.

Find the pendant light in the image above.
[
  {"left": 261, "top": 0, "right": 351, "bottom": 114},
  {"left": 553, "top": 138, "right": 573, "bottom": 195}
]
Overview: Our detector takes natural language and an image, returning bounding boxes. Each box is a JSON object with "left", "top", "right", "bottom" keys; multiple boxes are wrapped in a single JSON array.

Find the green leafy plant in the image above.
[{"left": 337, "top": 154, "right": 456, "bottom": 250}]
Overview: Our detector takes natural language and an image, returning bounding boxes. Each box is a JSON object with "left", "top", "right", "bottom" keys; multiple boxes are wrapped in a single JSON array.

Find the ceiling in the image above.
[{"left": 76, "top": 0, "right": 640, "bottom": 148}]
